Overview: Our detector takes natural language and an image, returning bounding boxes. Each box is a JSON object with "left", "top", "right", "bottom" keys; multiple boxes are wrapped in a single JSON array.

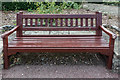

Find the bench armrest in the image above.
[
  {"left": 100, "top": 25, "right": 117, "bottom": 39},
  {"left": 100, "top": 25, "right": 117, "bottom": 49},
  {"left": 1, "top": 26, "right": 19, "bottom": 39}
]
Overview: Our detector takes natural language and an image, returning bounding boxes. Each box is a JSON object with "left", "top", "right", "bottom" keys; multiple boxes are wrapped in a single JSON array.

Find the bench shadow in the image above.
[{"left": 9, "top": 52, "right": 106, "bottom": 67}]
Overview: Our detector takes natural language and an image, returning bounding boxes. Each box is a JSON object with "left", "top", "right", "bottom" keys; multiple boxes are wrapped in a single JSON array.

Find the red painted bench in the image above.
[{"left": 1, "top": 11, "right": 117, "bottom": 69}]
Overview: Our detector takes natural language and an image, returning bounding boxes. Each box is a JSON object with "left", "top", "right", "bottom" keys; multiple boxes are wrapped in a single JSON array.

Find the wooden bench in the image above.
[{"left": 1, "top": 11, "right": 117, "bottom": 69}]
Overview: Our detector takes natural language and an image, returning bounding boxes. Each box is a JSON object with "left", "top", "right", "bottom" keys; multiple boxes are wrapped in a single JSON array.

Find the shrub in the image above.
[
  {"left": 2, "top": 2, "right": 82, "bottom": 11},
  {"left": 2, "top": 2, "right": 37, "bottom": 11},
  {"left": 36, "top": 2, "right": 82, "bottom": 14}
]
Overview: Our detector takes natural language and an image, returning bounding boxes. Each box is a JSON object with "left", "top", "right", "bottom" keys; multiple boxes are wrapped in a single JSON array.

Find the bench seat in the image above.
[{"left": 9, "top": 36, "right": 109, "bottom": 48}]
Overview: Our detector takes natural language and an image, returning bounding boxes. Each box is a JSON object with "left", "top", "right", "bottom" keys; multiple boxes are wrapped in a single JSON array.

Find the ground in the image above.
[
  {"left": 2, "top": 65, "right": 118, "bottom": 78},
  {"left": 0, "top": 3, "right": 119, "bottom": 79}
]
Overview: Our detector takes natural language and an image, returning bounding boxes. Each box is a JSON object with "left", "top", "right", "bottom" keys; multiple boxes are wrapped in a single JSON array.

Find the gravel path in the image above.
[
  {"left": 83, "top": 3, "right": 119, "bottom": 16},
  {"left": 83, "top": 3, "right": 119, "bottom": 27},
  {"left": 2, "top": 65, "right": 118, "bottom": 78}
]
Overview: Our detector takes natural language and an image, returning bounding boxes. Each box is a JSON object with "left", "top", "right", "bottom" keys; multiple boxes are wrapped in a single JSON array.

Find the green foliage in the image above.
[
  {"left": 28, "top": 8, "right": 33, "bottom": 12},
  {"left": 15, "top": 10, "right": 19, "bottom": 13},
  {"left": 36, "top": 2, "right": 61, "bottom": 14},
  {"left": 34, "top": 2, "right": 82, "bottom": 26},
  {"left": 1, "top": 29, "right": 5, "bottom": 33},
  {"left": 73, "top": 3, "right": 81, "bottom": 9},
  {"left": 2, "top": 2, "right": 37, "bottom": 11},
  {"left": 108, "top": 16, "right": 112, "bottom": 19},
  {"left": 2, "top": 2, "right": 119, "bottom": 11},
  {"left": 2, "top": 2, "right": 82, "bottom": 11},
  {"left": 36, "top": 2, "right": 82, "bottom": 14}
]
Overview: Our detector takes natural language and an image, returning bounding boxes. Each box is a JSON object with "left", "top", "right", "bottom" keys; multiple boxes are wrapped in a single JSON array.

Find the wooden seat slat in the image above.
[
  {"left": 22, "top": 35, "right": 98, "bottom": 37},
  {"left": 13, "top": 37, "right": 107, "bottom": 42},
  {"left": 10, "top": 40, "right": 107, "bottom": 44},
  {"left": 15, "top": 36, "right": 103, "bottom": 39},
  {"left": 9, "top": 44, "right": 109, "bottom": 48},
  {"left": 13, "top": 38, "right": 106, "bottom": 41},
  {"left": 13, "top": 36, "right": 107, "bottom": 41}
]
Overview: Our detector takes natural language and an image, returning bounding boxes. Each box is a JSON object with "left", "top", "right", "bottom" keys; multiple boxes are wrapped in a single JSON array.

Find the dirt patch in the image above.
[{"left": 9, "top": 52, "right": 105, "bottom": 67}]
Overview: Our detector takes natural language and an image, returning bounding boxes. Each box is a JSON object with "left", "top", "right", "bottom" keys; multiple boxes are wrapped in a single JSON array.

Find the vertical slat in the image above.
[
  {"left": 60, "top": 18, "right": 63, "bottom": 26},
  {"left": 50, "top": 19, "right": 53, "bottom": 27},
  {"left": 55, "top": 18, "right": 58, "bottom": 27},
  {"left": 75, "top": 18, "right": 78, "bottom": 27},
  {"left": 30, "top": 18, "right": 33, "bottom": 26},
  {"left": 35, "top": 18, "right": 38, "bottom": 27},
  {"left": 45, "top": 19, "right": 48, "bottom": 27},
  {"left": 85, "top": 18, "right": 88, "bottom": 27},
  {"left": 65, "top": 19, "right": 68, "bottom": 27},
  {"left": 81, "top": 18, "right": 83, "bottom": 27},
  {"left": 70, "top": 18, "right": 73, "bottom": 27},
  {"left": 25, "top": 18, "right": 28, "bottom": 27},
  {"left": 91, "top": 18, "right": 93, "bottom": 27},
  {"left": 40, "top": 19, "right": 43, "bottom": 26}
]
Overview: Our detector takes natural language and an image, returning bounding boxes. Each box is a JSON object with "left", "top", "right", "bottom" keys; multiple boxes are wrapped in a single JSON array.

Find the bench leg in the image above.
[
  {"left": 107, "top": 53, "right": 113, "bottom": 69},
  {"left": 3, "top": 54, "right": 9, "bottom": 69}
]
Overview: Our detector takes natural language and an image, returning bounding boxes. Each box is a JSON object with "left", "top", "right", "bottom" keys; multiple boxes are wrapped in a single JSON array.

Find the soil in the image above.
[{"left": 9, "top": 52, "right": 105, "bottom": 67}]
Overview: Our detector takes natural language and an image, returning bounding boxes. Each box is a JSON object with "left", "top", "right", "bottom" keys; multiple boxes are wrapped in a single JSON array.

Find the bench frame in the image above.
[{"left": 1, "top": 11, "right": 117, "bottom": 69}]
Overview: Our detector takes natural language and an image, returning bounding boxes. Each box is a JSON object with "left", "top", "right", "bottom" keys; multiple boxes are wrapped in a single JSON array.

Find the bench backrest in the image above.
[{"left": 16, "top": 11, "right": 102, "bottom": 37}]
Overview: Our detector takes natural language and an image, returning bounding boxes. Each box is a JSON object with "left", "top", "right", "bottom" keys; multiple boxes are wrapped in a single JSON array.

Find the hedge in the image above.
[{"left": 2, "top": 2, "right": 37, "bottom": 11}]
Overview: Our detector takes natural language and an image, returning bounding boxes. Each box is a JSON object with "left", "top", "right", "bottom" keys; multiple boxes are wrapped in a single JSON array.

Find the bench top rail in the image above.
[{"left": 22, "top": 14, "right": 96, "bottom": 19}]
